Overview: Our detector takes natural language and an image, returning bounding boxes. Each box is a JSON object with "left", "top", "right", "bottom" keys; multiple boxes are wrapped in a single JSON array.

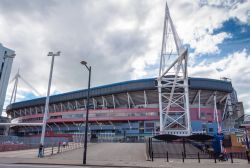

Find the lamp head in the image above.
[
  {"left": 4, "top": 53, "right": 16, "bottom": 58},
  {"left": 80, "top": 61, "right": 87, "bottom": 65},
  {"left": 48, "top": 52, "right": 53, "bottom": 56},
  {"left": 48, "top": 51, "right": 60, "bottom": 56}
]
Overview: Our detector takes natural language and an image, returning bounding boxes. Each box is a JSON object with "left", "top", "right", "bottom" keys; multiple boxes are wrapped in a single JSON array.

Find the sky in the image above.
[{"left": 0, "top": 0, "right": 249, "bottom": 116}]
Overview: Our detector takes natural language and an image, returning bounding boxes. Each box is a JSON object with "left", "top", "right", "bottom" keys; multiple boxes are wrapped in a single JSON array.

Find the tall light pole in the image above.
[
  {"left": 39, "top": 51, "right": 60, "bottom": 157},
  {"left": 80, "top": 60, "right": 91, "bottom": 165}
]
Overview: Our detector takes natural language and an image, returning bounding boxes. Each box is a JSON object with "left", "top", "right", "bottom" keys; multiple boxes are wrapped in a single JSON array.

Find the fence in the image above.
[
  {"left": 42, "top": 134, "right": 85, "bottom": 157},
  {"left": 145, "top": 137, "right": 250, "bottom": 164},
  {"left": 90, "top": 133, "right": 146, "bottom": 143},
  {"left": 0, "top": 135, "right": 69, "bottom": 152},
  {"left": 0, "top": 133, "right": 145, "bottom": 153}
]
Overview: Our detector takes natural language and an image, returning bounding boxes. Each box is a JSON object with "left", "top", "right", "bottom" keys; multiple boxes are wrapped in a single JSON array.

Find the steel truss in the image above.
[{"left": 157, "top": 2, "right": 191, "bottom": 136}]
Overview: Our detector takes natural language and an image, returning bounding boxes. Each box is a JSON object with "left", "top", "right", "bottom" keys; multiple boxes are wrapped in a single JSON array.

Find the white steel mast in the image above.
[
  {"left": 157, "top": 2, "right": 191, "bottom": 136},
  {"left": 9, "top": 69, "right": 42, "bottom": 104}
]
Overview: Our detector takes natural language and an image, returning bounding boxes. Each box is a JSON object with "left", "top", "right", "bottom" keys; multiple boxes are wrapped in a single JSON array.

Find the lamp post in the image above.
[
  {"left": 39, "top": 51, "right": 60, "bottom": 157},
  {"left": 80, "top": 60, "right": 91, "bottom": 165}
]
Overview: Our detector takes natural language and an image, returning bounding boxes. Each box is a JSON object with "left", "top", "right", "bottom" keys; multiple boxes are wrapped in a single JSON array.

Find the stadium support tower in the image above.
[
  {"left": 157, "top": 2, "right": 191, "bottom": 135},
  {"left": 6, "top": 77, "right": 240, "bottom": 140}
]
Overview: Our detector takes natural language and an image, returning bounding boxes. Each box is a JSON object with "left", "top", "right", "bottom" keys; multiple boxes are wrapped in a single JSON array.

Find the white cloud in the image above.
[
  {"left": 189, "top": 49, "right": 250, "bottom": 113},
  {"left": 131, "top": 0, "right": 249, "bottom": 78},
  {"left": 191, "top": 32, "right": 232, "bottom": 55},
  {"left": 0, "top": 0, "right": 249, "bottom": 116}
]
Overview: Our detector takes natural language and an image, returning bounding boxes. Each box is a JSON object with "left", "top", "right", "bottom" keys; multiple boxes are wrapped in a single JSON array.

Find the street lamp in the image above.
[
  {"left": 80, "top": 60, "right": 91, "bottom": 165},
  {"left": 39, "top": 51, "right": 60, "bottom": 157}
]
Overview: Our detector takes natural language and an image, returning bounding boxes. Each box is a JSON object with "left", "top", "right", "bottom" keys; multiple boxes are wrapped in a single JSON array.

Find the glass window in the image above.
[
  {"left": 209, "top": 128, "right": 214, "bottom": 132},
  {"left": 200, "top": 112, "right": 206, "bottom": 119}
]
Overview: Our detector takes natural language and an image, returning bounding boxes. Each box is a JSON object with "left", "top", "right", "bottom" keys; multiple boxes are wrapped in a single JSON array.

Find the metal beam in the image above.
[
  {"left": 112, "top": 94, "right": 116, "bottom": 109},
  {"left": 73, "top": 122, "right": 80, "bottom": 132},
  {"left": 53, "top": 122, "right": 61, "bottom": 132},
  {"left": 219, "top": 94, "right": 229, "bottom": 103},
  {"left": 127, "top": 92, "right": 135, "bottom": 108},
  {"left": 191, "top": 90, "right": 201, "bottom": 105},
  {"left": 0, "top": 123, "right": 43, "bottom": 126},
  {"left": 127, "top": 92, "right": 130, "bottom": 108},
  {"left": 92, "top": 98, "right": 96, "bottom": 109},
  {"left": 205, "top": 91, "right": 216, "bottom": 105},
  {"left": 62, "top": 122, "right": 70, "bottom": 131},
  {"left": 144, "top": 90, "right": 148, "bottom": 108},
  {"left": 222, "top": 95, "right": 229, "bottom": 121},
  {"left": 75, "top": 100, "right": 78, "bottom": 109},
  {"left": 47, "top": 124, "right": 53, "bottom": 131},
  {"left": 102, "top": 96, "right": 108, "bottom": 109}
]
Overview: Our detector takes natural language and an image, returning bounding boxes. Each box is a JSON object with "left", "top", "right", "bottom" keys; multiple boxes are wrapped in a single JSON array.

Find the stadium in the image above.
[{"left": 6, "top": 77, "right": 241, "bottom": 140}]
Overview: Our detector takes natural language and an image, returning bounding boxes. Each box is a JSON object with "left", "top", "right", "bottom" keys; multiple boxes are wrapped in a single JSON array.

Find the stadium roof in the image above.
[{"left": 7, "top": 77, "right": 233, "bottom": 110}]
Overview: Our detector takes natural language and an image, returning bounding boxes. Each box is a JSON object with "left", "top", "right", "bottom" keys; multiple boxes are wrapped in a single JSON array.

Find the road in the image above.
[{"left": 0, "top": 164, "right": 91, "bottom": 168}]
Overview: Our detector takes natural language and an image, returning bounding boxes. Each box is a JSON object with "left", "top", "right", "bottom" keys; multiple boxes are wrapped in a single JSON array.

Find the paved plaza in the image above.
[{"left": 0, "top": 143, "right": 249, "bottom": 168}]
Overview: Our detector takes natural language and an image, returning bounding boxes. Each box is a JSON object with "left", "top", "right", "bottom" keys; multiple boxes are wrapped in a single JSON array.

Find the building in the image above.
[
  {"left": 0, "top": 43, "right": 15, "bottom": 116},
  {"left": 6, "top": 77, "right": 241, "bottom": 139},
  {"left": 0, "top": 44, "right": 15, "bottom": 135},
  {"left": 0, "top": 116, "right": 10, "bottom": 135}
]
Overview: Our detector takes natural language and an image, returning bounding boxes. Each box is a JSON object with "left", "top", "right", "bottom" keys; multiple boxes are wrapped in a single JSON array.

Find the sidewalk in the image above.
[{"left": 0, "top": 143, "right": 249, "bottom": 168}]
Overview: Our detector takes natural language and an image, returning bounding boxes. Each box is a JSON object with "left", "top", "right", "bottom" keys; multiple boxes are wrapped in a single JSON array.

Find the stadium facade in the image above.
[{"left": 6, "top": 77, "right": 243, "bottom": 139}]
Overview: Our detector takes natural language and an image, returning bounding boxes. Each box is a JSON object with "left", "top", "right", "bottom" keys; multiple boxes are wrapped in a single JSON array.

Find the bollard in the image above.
[
  {"left": 149, "top": 138, "right": 152, "bottom": 157},
  {"left": 51, "top": 146, "right": 54, "bottom": 155},
  {"left": 198, "top": 152, "right": 200, "bottom": 163},
  {"left": 182, "top": 152, "right": 184, "bottom": 163},
  {"left": 57, "top": 142, "right": 60, "bottom": 153},
  {"left": 230, "top": 153, "right": 233, "bottom": 163},
  {"left": 148, "top": 138, "right": 151, "bottom": 158},
  {"left": 42, "top": 146, "right": 45, "bottom": 156},
  {"left": 166, "top": 151, "right": 169, "bottom": 162}
]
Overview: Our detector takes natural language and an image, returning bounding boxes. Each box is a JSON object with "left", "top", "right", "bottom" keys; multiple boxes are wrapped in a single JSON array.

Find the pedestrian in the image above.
[{"left": 38, "top": 144, "right": 43, "bottom": 158}]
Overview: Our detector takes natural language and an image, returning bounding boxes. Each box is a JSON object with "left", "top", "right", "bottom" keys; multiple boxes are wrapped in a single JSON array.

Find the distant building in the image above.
[
  {"left": 0, "top": 43, "right": 15, "bottom": 116},
  {"left": 0, "top": 116, "right": 10, "bottom": 135}
]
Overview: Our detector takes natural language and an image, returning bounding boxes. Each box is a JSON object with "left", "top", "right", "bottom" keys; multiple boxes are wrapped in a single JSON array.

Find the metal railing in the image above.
[
  {"left": 145, "top": 137, "right": 250, "bottom": 164},
  {"left": 0, "top": 135, "right": 68, "bottom": 152},
  {"left": 41, "top": 133, "right": 85, "bottom": 157},
  {"left": 42, "top": 141, "right": 84, "bottom": 157}
]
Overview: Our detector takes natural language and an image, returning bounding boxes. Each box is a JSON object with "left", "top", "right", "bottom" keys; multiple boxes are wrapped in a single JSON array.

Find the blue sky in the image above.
[
  {"left": 0, "top": 0, "right": 250, "bottom": 115},
  {"left": 197, "top": 18, "right": 250, "bottom": 63}
]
